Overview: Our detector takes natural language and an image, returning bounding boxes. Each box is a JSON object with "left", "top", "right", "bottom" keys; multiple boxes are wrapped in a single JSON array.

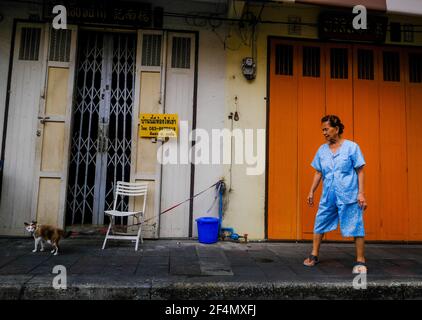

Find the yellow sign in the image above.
[{"left": 139, "top": 113, "right": 178, "bottom": 138}]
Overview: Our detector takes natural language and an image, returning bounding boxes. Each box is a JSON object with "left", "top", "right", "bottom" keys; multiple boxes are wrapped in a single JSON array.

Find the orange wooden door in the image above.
[
  {"left": 324, "top": 44, "right": 354, "bottom": 241},
  {"left": 297, "top": 43, "right": 326, "bottom": 240},
  {"left": 268, "top": 40, "right": 299, "bottom": 240},
  {"left": 378, "top": 48, "right": 409, "bottom": 241},
  {"left": 405, "top": 49, "right": 422, "bottom": 241},
  {"left": 352, "top": 46, "right": 381, "bottom": 241}
]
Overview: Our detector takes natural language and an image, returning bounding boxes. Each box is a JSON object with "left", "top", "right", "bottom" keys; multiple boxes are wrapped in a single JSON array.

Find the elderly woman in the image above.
[{"left": 303, "top": 115, "right": 368, "bottom": 274}]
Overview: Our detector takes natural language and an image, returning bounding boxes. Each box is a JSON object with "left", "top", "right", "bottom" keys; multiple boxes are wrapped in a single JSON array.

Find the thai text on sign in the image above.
[{"left": 139, "top": 113, "right": 178, "bottom": 138}]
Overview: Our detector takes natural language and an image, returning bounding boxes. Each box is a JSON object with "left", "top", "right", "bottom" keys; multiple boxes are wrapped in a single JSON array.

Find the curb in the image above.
[{"left": 2, "top": 280, "right": 422, "bottom": 300}]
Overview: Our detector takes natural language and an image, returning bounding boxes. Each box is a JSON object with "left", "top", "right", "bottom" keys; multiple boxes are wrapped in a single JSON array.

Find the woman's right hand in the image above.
[{"left": 307, "top": 192, "right": 314, "bottom": 207}]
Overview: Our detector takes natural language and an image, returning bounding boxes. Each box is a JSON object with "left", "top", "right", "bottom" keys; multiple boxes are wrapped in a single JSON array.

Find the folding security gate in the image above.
[{"left": 66, "top": 31, "right": 136, "bottom": 226}]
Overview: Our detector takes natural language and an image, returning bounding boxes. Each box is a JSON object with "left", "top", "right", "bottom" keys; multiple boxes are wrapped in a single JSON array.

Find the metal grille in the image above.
[
  {"left": 409, "top": 53, "right": 422, "bottom": 83},
  {"left": 19, "top": 28, "right": 41, "bottom": 61},
  {"left": 49, "top": 29, "right": 72, "bottom": 62},
  {"left": 105, "top": 33, "right": 136, "bottom": 214},
  {"left": 357, "top": 49, "right": 374, "bottom": 80},
  {"left": 275, "top": 44, "right": 293, "bottom": 76},
  {"left": 66, "top": 32, "right": 136, "bottom": 226},
  {"left": 142, "top": 34, "right": 162, "bottom": 66},
  {"left": 330, "top": 48, "right": 348, "bottom": 79},
  {"left": 171, "top": 37, "right": 191, "bottom": 69},
  {"left": 383, "top": 51, "right": 400, "bottom": 82},
  {"left": 303, "top": 46, "right": 320, "bottom": 77},
  {"left": 67, "top": 32, "right": 103, "bottom": 225}
]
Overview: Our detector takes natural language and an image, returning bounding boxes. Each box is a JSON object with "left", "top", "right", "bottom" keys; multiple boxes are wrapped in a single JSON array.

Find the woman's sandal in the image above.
[
  {"left": 352, "top": 261, "right": 368, "bottom": 274},
  {"left": 303, "top": 254, "right": 319, "bottom": 267}
]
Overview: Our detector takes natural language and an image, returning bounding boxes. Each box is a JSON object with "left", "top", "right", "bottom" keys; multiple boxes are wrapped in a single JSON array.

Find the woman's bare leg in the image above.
[
  {"left": 352, "top": 237, "right": 367, "bottom": 273},
  {"left": 304, "top": 233, "right": 324, "bottom": 266},
  {"left": 311, "top": 233, "right": 324, "bottom": 256},
  {"left": 355, "top": 237, "right": 365, "bottom": 262}
]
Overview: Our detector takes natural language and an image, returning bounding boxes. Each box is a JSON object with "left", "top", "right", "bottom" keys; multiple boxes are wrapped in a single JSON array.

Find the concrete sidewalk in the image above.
[{"left": 0, "top": 237, "right": 422, "bottom": 299}]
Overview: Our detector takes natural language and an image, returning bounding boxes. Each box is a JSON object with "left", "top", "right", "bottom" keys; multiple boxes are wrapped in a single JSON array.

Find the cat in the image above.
[{"left": 24, "top": 221, "right": 71, "bottom": 255}]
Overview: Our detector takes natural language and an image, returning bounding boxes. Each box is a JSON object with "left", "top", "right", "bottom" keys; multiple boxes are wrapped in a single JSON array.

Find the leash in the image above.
[
  {"left": 206, "top": 180, "right": 225, "bottom": 214},
  {"left": 128, "top": 180, "right": 223, "bottom": 226}
]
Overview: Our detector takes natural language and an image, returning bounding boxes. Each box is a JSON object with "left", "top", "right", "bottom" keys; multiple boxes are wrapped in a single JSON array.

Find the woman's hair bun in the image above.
[{"left": 321, "top": 115, "right": 344, "bottom": 135}]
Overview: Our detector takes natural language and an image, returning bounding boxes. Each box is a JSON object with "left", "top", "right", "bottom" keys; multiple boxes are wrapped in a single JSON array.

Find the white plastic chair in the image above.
[{"left": 102, "top": 181, "right": 148, "bottom": 251}]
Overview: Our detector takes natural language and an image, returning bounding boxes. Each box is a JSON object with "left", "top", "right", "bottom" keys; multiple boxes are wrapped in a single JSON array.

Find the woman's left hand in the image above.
[{"left": 357, "top": 193, "right": 367, "bottom": 210}]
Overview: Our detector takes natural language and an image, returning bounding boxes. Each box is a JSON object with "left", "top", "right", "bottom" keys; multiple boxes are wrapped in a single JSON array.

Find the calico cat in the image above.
[{"left": 24, "top": 221, "right": 71, "bottom": 255}]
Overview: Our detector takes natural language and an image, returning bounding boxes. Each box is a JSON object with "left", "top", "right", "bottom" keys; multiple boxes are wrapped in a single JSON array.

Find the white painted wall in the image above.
[
  {"left": 192, "top": 28, "right": 226, "bottom": 236},
  {"left": 155, "top": 0, "right": 228, "bottom": 237},
  {"left": 160, "top": 0, "right": 266, "bottom": 239}
]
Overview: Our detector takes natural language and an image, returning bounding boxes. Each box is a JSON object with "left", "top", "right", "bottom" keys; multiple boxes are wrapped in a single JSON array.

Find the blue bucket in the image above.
[{"left": 196, "top": 217, "right": 219, "bottom": 244}]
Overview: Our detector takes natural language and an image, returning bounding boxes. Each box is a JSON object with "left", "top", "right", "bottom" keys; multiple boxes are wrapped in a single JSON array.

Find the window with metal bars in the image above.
[
  {"left": 19, "top": 28, "right": 41, "bottom": 61},
  {"left": 383, "top": 51, "right": 400, "bottom": 82},
  {"left": 288, "top": 16, "right": 302, "bottom": 36},
  {"left": 171, "top": 37, "right": 191, "bottom": 69},
  {"left": 330, "top": 48, "right": 348, "bottom": 79},
  {"left": 275, "top": 44, "right": 293, "bottom": 76},
  {"left": 409, "top": 53, "right": 422, "bottom": 83},
  {"left": 357, "top": 49, "right": 374, "bottom": 80},
  {"left": 403, "top": 24, "right": 415, "bottom": 43},
  {"left": 303, "top": 46, "right": 320, "bottom": 77},
  {"left": 49, "top": 29, "right": 72, "bottom": 62},
  {"left": 142, "top": 34, "right": 162, "bottom": 67}
]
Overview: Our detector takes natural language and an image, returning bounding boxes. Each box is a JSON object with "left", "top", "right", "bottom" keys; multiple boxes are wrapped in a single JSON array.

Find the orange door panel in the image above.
[
  {"left": 406, "top": 49, "right": 422, "bottom": 241},
  {"left": 378, "top": 48, "right": 409, "bottom": 241},
  {"left": 325, "top": 44, "right": 354, "bottom": 140},
  {"left": 297, "top": 43, "right": 326, "bottom": 240},
  {"left": 268, "top": 41, "right": 299, "bottom": 240},
  {"left": 324, "top": 44, "right": 354, "bottom": 241},
  {"left": 352, "top": 46, "right": 381, "bottom": 241}
]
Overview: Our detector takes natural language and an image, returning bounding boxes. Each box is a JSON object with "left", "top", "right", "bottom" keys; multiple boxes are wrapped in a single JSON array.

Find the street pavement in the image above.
[{"left": 0, "top": 237, "right": 422, "bottom": 299}]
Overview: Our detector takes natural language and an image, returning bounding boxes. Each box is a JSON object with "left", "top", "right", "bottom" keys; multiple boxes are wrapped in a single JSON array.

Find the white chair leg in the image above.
[
  {"left": 137, "top": 223, "right": 143, "bottom": 244},
  {"left": 135, "top": 220, "right": 141, "bottom": 251},
  {"left": 102, "top": 220, "right": 112, "bottom": 250}
]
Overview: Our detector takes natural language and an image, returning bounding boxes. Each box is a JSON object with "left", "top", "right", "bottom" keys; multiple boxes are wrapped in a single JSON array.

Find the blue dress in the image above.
[{"left": 311, "top": 140, "right": 366, "bottom": 237}]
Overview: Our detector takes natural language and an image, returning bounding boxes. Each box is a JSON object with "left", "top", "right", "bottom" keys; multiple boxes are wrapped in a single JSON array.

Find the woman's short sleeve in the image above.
[
  {"left": 311, "top": 149, "right": 322, "bottom": 172},
  {"left": 352, "top": 144, "right": 366, "bottom": 169}
]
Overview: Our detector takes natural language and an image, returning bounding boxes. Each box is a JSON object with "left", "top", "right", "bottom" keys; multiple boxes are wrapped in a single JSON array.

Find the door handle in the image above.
[{"left": 38, "top": 116, "right": 50, "bottom": 124}]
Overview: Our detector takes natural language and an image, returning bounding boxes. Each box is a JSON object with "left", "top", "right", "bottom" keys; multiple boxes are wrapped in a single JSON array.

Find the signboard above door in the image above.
[
  {"left": 43, "top": 0, "right": 163, "bottom": 28},
  {"left": 319, "top": 11, "right": 388, "bottom": 43}
]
